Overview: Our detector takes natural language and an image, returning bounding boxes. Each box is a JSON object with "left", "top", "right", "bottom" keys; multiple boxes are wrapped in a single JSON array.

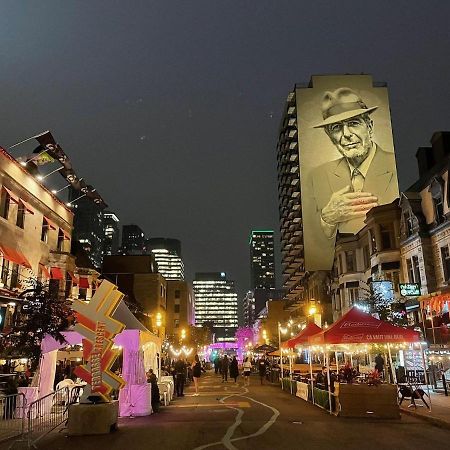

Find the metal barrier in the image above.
[
  {"left": 0, "top": 393, "right": 26, "bottom": 443},
  {"left": 25, "top": 386, "right": 74, "bottom": 448}
]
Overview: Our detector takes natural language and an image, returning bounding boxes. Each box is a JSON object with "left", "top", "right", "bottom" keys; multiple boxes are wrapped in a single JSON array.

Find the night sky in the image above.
[{"left": 1, "top": 1, "right": 449, "bottom": 299}]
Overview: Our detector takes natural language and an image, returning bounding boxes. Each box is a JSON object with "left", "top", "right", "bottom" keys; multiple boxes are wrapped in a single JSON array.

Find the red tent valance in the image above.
[
  {"left": 309, "top": 307, "right": 420, "bottom": 345},
  {"left": 286, "top": 323, "right": 322, "bottom": 348},
  {"left": 50, "top": 267, "right": 64, "bottom": 280}
]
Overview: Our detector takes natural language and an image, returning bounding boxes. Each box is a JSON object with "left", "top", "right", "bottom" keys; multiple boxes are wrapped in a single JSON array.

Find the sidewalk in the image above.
[{"left": 400, "top": 390, "right": 450, "bottom": 429}]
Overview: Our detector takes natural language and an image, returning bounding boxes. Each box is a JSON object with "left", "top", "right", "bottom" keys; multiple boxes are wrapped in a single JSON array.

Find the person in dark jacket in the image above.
[
  {"left": 221, "top": 355, "right": 229, "bottom": 382},
  {"left": 258, "top": 358, "right": 268, "bottom": 385},
  {"left": 174, "top": 357, "right": 187, "bottom": 396},
  {"left": 230, "top": 356, "right": 239, "bottom": 383},
  {"left": 191, "top": 354, "right": 203, "bottom": 395}
]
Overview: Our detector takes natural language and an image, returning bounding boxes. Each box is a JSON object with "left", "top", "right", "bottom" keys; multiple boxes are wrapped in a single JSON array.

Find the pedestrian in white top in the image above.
[{"left": 243, "top": 357, "right": 252, "bottom": 386}]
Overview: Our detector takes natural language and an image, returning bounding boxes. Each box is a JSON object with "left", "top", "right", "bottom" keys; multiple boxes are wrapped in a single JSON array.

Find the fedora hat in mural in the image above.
[{"left": 313, "top": 87, "right": 378, "bottom": 128}]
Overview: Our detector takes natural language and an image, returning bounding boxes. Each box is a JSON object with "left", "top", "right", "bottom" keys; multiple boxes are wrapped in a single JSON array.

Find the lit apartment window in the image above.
[
  {"left": 0, "top": 189, "right": 10, "bottom": 219},
  {"left": 16, "top": 202, "right": 25, "bottom": 229},
  {"left": 174, "top": 319, "right": 179, "bottom": 328},
  {"left": 441, "top": 246, "right": 450, "bottom": 282}
]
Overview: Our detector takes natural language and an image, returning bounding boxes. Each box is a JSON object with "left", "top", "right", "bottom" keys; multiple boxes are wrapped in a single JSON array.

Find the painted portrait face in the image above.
[{"left": 325, "top": 116, "right": 373, "bottom": 161}]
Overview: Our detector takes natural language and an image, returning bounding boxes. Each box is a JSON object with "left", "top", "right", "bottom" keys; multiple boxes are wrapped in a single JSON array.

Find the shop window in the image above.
[
  {"left": 79, "top": 288, "right": 87, "bottom": 300},
  {"left": 49, "top": 279, "right": 60, "bottom": 297},
  {"left": 0, "top": 189, "right": 10, "bottom": 219}
]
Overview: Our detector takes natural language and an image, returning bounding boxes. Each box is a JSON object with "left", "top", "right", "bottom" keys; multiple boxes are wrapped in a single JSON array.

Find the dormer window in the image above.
[{"left": 430, "top": 177, "right": 445, "bottom": 225}]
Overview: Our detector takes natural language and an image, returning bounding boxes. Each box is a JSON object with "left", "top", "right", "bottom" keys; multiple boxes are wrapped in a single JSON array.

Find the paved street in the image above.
[{"left": 8, "top": 372, "right": 444, "bottom": 450}]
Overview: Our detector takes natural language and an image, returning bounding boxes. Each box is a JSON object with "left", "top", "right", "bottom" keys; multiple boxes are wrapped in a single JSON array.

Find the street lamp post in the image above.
[
  {"left": 155, "top": 312, "right": 162, "bottom": 380},
  {"left": 278, "top": 322, "right": 283, "bottom": 388}
]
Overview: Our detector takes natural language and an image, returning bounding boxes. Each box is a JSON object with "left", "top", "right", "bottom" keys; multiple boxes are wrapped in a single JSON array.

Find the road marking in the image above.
[
  {"left": 170, "top": 402, "right": 250, "bottom": 408},
  {"left": 193, "top": 386, "right": 280, "bottom": 450}
]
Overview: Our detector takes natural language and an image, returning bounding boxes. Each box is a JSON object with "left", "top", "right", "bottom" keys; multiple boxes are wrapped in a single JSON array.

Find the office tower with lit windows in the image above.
[
  {"left": 249, "top": 230, "right": 275, "bottom": 290},
  {"left": 69, "top": 187, "right": 104, "bottom": 268},
  {"left": 121, "top": 224, "right": 146, "bottom": 255},
  {"left": 193, "top": 272, "right": 238, "bottom": 342},
  {"left": 145, "top": 237, "right": 185, "bottom": 280},
  {"left": 103, "top": 211, "right": 120, "bottom": 255}
]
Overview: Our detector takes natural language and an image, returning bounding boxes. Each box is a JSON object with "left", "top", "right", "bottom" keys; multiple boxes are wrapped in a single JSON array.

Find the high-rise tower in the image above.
[
  {"left": 249, "top": 230, "right": 275, "bottom": 290},
  {"left": 193, "top": 272, "right": 238, "bottom": 342}
]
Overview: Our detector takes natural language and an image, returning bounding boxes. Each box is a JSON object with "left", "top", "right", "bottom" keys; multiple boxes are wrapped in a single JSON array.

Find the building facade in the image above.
[
  {"left": 121, "top": 224, "right": 146, "bottom": 255},
  {"left": 69, "top": 187, "right": 104, "bottom": 269},
  {"left": 276, "top": 88, "right": 305, "bottom": 311},
  {"left": 249, "top": 230, "right": 275, "bottom": 289},
  {"left": 145, "top": 238, "right": 184, "bottom": 280},
  {"left": 102, "top": 255, "right": 166, "bottom": 337},
  {"left": 193, "top": 272, "right": 238, "bottom": 342},
  {"left": 0, "top": 146, "right": 74, "bottom": 332},
  {"left": 165, "top": 280, "right": 194, "bottom": 342},
  {"left": 103, "top": 211, "right": 120, "bottom": 256}
]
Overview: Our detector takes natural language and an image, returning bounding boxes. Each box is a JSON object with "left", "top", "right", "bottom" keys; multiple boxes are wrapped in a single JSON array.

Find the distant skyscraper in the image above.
[
  {"left": 249, "top": 230, "right": 275, "bottom": 290},
  {"left": 145, "top": 238, "right": 185, "bottom": 280},
  {"left": 121, "top": 224, "right": 145, "bottom": 255},
  {"left": 103, "top": 211, "right": 120, "bottom": 255},
  {"left": 69, "top": 187, "right": 104, "bottom": 268},
  {"left": 193, "top": 272, "right": 238, "bottom": 342}
]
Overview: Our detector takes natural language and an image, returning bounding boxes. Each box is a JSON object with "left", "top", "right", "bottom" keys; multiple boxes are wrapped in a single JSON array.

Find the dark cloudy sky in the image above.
[{"left": 1, "top": 1, "right": 449, "bottom": 299}]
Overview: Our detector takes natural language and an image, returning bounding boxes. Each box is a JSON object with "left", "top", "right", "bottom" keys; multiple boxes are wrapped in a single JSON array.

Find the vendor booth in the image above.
[
  {"left": 280, "top": 308, "right": 424, "bottom": 419},
  {"left": 36, "top": 300, "right": 161, "bottom": 417}
]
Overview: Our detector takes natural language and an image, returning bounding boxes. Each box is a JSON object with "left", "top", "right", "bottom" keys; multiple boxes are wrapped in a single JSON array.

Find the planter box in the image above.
[{"left": 337, "top": 384, "right": 399, "bottom": 419}]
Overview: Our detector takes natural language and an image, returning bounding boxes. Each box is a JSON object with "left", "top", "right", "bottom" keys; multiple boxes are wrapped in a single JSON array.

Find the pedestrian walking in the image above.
[
  {"left": 191, "top": 354, "right": 203, "bottom": 396},
  {"left": 174, "top": 357, "right": 186, "bottom": 397},
  {"left": 222, "top": 355, "right": 229, "bottom": 382},
  {"left": 258, "top": 357, "right": 268, "bottom": 385},
  {"left": 230, "top": 356, "right": 239, "bottom": 383},
  {"left": 243, "top": 357, "right": 252, "bottom": 386},
  {"left": 214, "top": 355, "right": 220, "bottom": 374}
]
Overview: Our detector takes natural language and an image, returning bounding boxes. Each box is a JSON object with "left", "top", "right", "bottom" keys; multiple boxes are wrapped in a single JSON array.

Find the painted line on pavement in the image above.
[{"left": 170, "top": 402, "right": 250, "bottom": 408}]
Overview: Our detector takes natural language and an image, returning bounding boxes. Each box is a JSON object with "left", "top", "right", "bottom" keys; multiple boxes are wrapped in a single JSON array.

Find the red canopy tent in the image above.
[
  {"left": 283, "top": 323, "right": 322, "bottom": 348},
  {"left": 309, "top": 307, "right": 420, "bottom": 345}
]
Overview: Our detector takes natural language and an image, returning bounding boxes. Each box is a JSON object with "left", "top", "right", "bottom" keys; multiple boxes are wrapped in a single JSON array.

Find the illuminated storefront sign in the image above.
[{"left": 399, "top": 283, "right": 421, "bottom": 297}]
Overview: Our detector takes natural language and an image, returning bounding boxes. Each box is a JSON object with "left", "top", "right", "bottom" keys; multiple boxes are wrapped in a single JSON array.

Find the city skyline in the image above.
[{"left": 1, "top": 2, "right": 450, "bottom": 297}]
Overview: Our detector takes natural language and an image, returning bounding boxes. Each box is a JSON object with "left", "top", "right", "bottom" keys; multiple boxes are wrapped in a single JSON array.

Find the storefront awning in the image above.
[
  {"left": 43, "top": 216, "right": 57, "bottom": 230},
  {"left": 50, "top": 267, "right": 64, "bottom": 280},
  {"left": 0, "top": 244, "right": 31, "bottom": 269},
  {"left": 19, "top": 199, "right": 35, "bottom": 215},
  {"left": 1, "top": 186, "right": 19, "bottom": 204}
]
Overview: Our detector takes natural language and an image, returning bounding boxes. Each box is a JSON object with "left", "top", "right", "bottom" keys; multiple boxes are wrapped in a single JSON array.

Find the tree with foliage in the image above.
[
  {"left": 359, "top": 283, "right": 407, "bottom": 327},
  {"left": 0, "top": 279, "right": 73, "bottom": 369},
  {"left": 187, "top": 324, "right": 212, "bottom": 348}
]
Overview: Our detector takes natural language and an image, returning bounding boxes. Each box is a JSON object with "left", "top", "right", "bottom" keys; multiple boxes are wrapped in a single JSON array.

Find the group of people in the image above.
[{"left": 213, "top": 354, "right": 270, "bottom": 386}]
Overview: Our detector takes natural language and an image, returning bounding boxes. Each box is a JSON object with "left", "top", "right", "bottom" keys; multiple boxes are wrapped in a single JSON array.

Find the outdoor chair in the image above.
[{"left": 158, "top": 383, "right": 169, "bottom": 406}]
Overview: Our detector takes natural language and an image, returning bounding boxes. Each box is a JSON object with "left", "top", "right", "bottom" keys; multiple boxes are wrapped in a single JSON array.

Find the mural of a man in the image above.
[{"left": 306, "top": 87, "right": 398, "bottom": 269}]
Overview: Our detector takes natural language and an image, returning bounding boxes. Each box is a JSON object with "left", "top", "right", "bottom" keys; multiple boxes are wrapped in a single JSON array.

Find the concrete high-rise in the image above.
[
  {"left": 276, "top": 88, "right": 305, "bottom": 307},
  {"left": 145, "top": 237, "right": 184, "bottom": 280},
  {"left": 121, "top": 224, "right": 145, "bottom": 255},
  {"left": 249, "top": 230, "right": 275, "bottom": 290},
  {"left": 193, "top": 272, "right": 238, "bottom": 342}
]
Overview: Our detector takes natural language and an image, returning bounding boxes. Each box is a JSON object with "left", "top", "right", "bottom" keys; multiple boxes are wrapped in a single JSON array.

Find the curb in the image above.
[{"left": 400, "top": 407, "right": 450, "bottom": 430}]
